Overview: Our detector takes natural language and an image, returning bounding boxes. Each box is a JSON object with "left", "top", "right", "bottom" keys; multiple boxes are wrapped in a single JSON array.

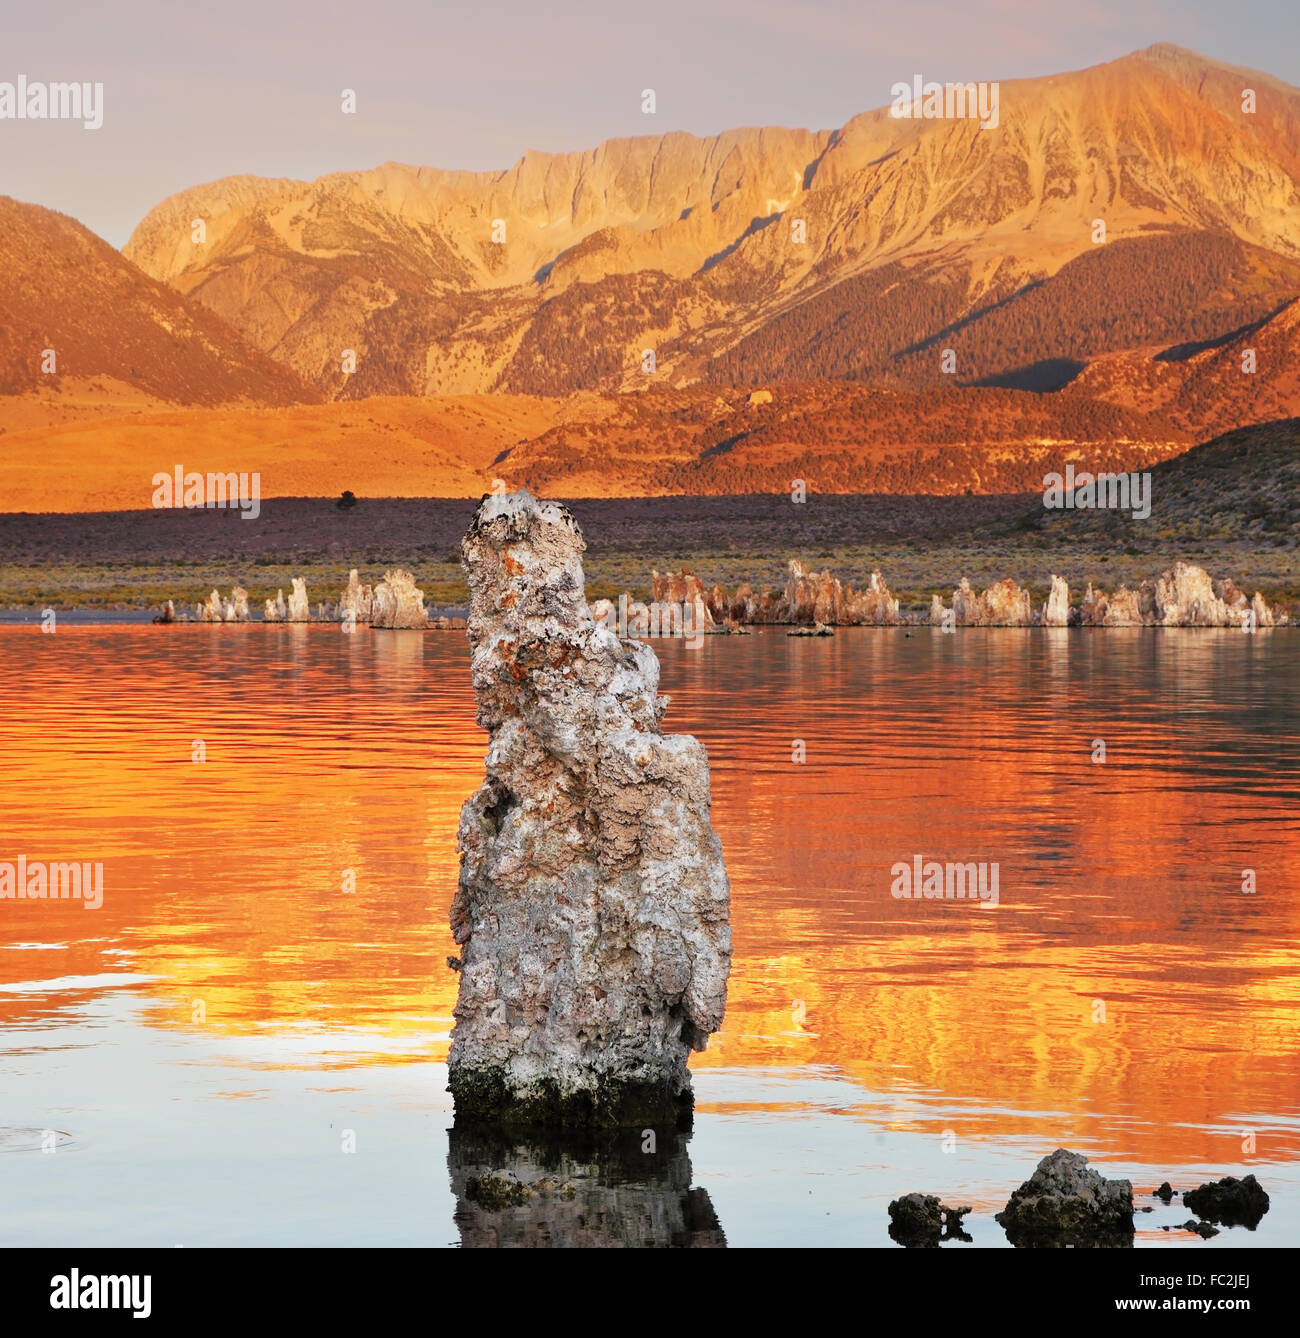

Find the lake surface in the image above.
[{"left": 1, "top": 623, "right": 1297, "bottom": 1247}]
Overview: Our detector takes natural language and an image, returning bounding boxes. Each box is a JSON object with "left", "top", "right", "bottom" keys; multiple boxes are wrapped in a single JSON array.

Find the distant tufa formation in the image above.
[
  {"left": 158, "top": 559, "right": 1286, "bottom": 630},
  {"left": 635, "top": 559, "right": 1286, "bottom": 629},
  {"left": 155, "top": 569, "right": 464, "bottom": 629},
  {"left": 449, "top": 491, "right": 731, "bottom": 1127}
]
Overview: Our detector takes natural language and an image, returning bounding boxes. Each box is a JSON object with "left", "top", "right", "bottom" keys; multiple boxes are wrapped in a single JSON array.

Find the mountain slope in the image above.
[
  {"left": 122, "top": 44, "right": 1300, "bottom": 417},
  {"left": 1029, "top": 416, "right": 1299, "bottom": 550},
  {"left": 1072, "top": 296, "right": 1300, "bottom": 430},
  {"left": 0, "top": 198, "right": 319, "bottom": 407}
]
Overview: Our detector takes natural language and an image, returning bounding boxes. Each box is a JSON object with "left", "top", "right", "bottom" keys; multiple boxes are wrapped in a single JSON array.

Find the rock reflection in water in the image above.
[{"left": 448, "top": 1123, "right": 726, "bottom": 1247}]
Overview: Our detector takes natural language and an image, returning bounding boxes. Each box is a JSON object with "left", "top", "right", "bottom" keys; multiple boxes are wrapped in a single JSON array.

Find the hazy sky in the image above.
[{"left": 3, "top": 0, "right": 1298, "bottom": 247}]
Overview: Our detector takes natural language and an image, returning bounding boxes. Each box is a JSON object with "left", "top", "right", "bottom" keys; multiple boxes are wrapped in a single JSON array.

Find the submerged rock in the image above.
[
  {"left": 996, "top": 1149, "right": 1134, "bottom": 1247},
  {"left": 449, "top": 491, "right": 731, "bottom": 1127},
  {"left": 1182, "top": 1174, "right": 1269, "bottom": 1228},
  {"left": 371, "top": 568, "right": 427, "bottom": 629},
  {"left": 887, "top": 1193, "right": 973, "bottom": 1247}
]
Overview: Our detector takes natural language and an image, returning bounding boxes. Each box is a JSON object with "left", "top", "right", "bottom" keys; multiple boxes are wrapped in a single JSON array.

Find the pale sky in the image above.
[{"left": 2, "top": 0, "right": 1298, "bottom": 248}]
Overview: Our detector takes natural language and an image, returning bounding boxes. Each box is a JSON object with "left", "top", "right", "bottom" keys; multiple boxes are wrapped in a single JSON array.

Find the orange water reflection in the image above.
[{"left": 1, "top": 624, "right": 1297, "bottom": 1168}]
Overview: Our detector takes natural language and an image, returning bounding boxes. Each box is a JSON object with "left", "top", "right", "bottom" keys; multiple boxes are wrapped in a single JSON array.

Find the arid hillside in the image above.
[
  {"left": 0, "top": 383, "right": 1191, "bottom": 511},
  {"left": 0, "top": 198, "right": 317, "bottom": 407}
]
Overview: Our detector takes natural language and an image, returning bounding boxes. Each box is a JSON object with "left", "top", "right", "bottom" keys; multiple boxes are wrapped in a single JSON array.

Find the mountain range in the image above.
[{"left": 3, "top": 42, "right": 1300, "bottom": 503}]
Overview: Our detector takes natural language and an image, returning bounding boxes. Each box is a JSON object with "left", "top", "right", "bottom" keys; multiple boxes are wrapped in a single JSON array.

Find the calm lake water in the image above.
[{"left": 1, "top": 624, "right": 1297, "bottom": 1247}]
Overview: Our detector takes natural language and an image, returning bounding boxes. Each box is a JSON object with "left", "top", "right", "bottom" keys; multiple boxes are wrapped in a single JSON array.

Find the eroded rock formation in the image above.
[
  {"left": 339, "top": 568, "right": 374, "bottom": 625},
  {"left": 781, "top": 560, "right": 901, "bottom": 625},
  {"left": 706, "top": 581, "right": 782, "bottom": 625},
  {"left": 263, "top": 589, "right": 287, "bottom": 622},
  {"left": 225, "top": 586, "right": 250, "bottom": 622},
  {"left": 286, "top": 577, "right": 311, "bottom": 622},
  {"left": 996, "top": 1148, "right": 1134, "bottom": 1247},
  {"left": 450, "top": 491, "right": 731, "bottom": 1126},
  {"left": 951, "top": 577, "right": 1034, "bottom": 627},
  {"left": 1042, "top": 575, "right": 1071, "bottom": 627},
  {"left": 651, "top": 569, "right": 715, "bottom": 628},
  {"left": 1183, "top": 1174, "right": 1269, "bottom": 1228},
  {"left": 887, "top": 1193, "right": 973, "bottom": 1248},
  {"left": 371, "top": 567, "right": 427, "bottom": 628},
  {"left": 1080, "top": 582, "right": 1143, "bottom": 626},
  {"left": 689, "top": 561, "right": 902, "bottom": 626},
  {"left": 197, "top": 586, "right": 250, "bottom": 622},
  {"left": 1078, "top": 563, "right": 1286, "bottom": 627}
]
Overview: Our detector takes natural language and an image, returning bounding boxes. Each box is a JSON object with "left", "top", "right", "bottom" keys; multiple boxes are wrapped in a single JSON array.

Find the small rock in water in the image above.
[
  {"left": 1153, "top": 1181, "right": 1175, "bottom": 1202},
  {"left": 995, "top": 1148, "right": 1134, "bottom": 1248},
  {"left": 1182, "top": 1174, "right": 1269, "bottom": 1228},
  {"left": 887, "top": 1193, "right": 973, "bottom": 1247},
  {"left": 1180, "top": 1218, "right": 1220, "bottom": 1239}
]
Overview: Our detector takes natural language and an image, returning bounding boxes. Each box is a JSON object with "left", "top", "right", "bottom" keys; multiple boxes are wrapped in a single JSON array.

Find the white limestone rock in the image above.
[
  {"left": 286, "top": 578, "right": 311, "bottom": 623},
  {"left": 339, "top": 568, "right": 374, "bottom": 624},
  {"left": 371, "top": 568, "right": 427, "bottom": 629},
  {"left": 1042, "top": 575, "right": 1071, "bottom": 627}
]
